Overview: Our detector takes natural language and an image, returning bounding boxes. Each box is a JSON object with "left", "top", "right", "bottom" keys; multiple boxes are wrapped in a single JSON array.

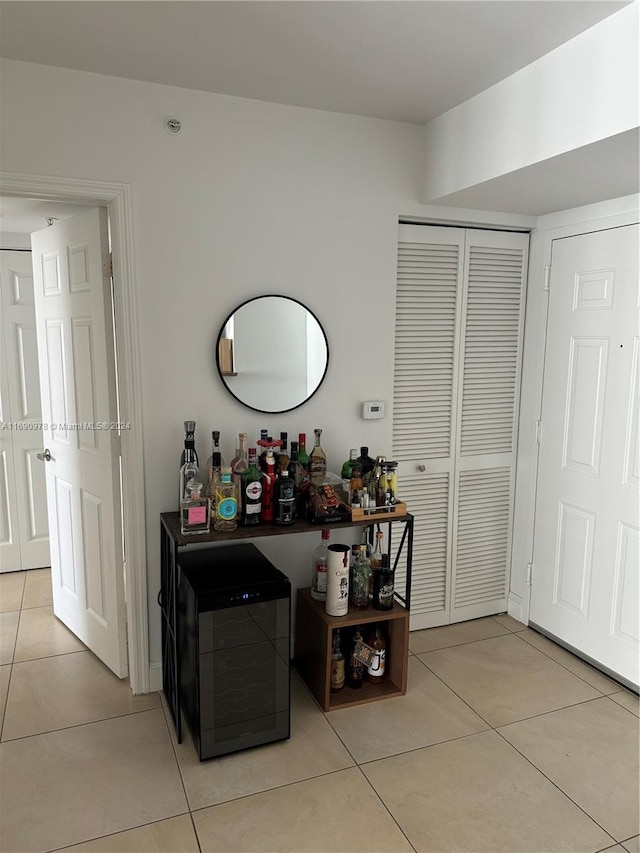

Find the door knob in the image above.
[
  {"left": 418, "top": 464, "right": 426, "bottom": 472},
  {"left": 37, "top": 448, "right": 53, "bottom": 462}
]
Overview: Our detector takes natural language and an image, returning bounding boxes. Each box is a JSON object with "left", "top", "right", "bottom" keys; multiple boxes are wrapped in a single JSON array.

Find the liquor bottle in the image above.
[
  {"left": 347, "top": 628, "right": 365, "bottom": 689},
  {"left": 257, "top": 429, "right": 270, "bottom": 470},
  {"left": 330, "top": 629, "right": 345, "bottom": 692},
  {"left": 297, "top": 433, "right": 310, "bottom": 473},
  {"left": 273, "top": 468, "right": 296, "bottom": 525},
  {"left": 357, "top": 446, "right": 376, "bottom": 486},
  {"left": 211, "top": 430, "right": 226, "bottom": 467},
  {"left": 231, "top": 433, "right": 248, "bottom": 490},
  {"left": 373, "top": 555, "right": 395, "bottom": 611},
  {"left": 309, "top": 428, "right": 327, "bottom": 484},
  {"left": 310, "top": 529, "right": 330, "bottom": 601},
  {"left": 290, "top": 440, "right": 310, "bottom": 518},
  {"left": 277, "top": 432, "right": 289, "bottom": 473},
  {"left": 180, "top": 481, "right": 210, "bottom": 535},
  {"left": 325, "top": 544, "right": 350, "bottom": 617},
  {"left": 240, "top": 448, "right": 263, "bottom": 526},
  {"left": 260, "top": 448, "right": 277, "bottom": 523},
  {"left": 369, "top": 455, "right": 386, "bottom": 507},
  {"left": 206, "top": 451, "right": 222, "bottom": 520},
  {"left": 360, "top": 525, "right": 372, "bottom": 559},
  {"left": 349, "top": 544, "right": 371, "bottom": 610},
  {"left": 341, "top": 449, "right": 359, "bottom": 481},
  {"left": 213, "top": 469, "right": 238, "bottom": 532},
  {"left": 180, "top": 421, "right": 199, "bottom": 467},
  {"left": 369, "top": 529, "right": 384, "bottom": 600},
  {"left": 206, "top": 433, "right": 224, "bottom": 496},
  {"left": 366, "top": 624, "right": 387, "bottom": 682},
  {"left": 179, "top": 444, "right": 200, "bottom": 506}
]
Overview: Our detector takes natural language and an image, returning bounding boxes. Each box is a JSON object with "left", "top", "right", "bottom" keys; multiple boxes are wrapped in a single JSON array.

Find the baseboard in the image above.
[{"left": 507, "top": 591, "right": 527, "bottom": 627}]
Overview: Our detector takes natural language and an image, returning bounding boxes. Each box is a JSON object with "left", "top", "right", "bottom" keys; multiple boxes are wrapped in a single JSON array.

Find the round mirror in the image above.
[{"left": 215, "top": 295, "right": 329, "bottom": 413}]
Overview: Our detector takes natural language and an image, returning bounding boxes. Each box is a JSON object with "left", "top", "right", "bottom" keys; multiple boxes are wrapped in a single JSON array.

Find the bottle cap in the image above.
[
  {"left": 187, "top": 481, "right": 203, "bottom": 496},
  {"left": 321, "top": 529, "right": 330, "bottom": 540},
  {"left": 360, "top": 446, "right": 369, "bottom": 455}
]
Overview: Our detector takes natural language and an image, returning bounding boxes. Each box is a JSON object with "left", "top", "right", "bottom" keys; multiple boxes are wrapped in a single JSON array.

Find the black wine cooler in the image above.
[{"left": 177, "top": 543, "right": 291, "bottom": 760}]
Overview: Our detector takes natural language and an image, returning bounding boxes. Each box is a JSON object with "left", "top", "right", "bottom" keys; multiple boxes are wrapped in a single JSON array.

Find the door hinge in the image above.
[
  {"left": 535, "top": 419, "right": 542, "bottom": 444},
  {"left": 544, "top": 265, "right": 551, "bottom": 291},
  {"left": 103, "top": 252, "right": 113, "bottom": 278},
  {"left": 526, "top": 562, "right": 533, "bottom": 585}
]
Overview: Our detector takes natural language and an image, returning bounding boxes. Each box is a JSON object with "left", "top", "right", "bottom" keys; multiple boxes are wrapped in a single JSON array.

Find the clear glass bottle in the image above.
[
  {"left": 231, "top": 432, "right": 248, "bottom": 491},
  {"left": 309, "top": 428, "right": 327, "bottom": 484},
  {"left": 180, "top": 481, "right": 210, "bottom": 535},
  {"left": 369, "top": 530, "right": 385, "bottom": 600},
  {"left": 349, "top": 544, "right": 371, "bottom": 610},
  {"left": 207, "top": 430, "right": 226, "bottom": 471},
  {"left": 273, "top": 468, "right": 296, "bottom": 525},
  {"left": 310, "top": 529, "right": 330, "bottom": 600},
  {"left": 330, "top": 629, "right": 345, "bottom": 692},
  {"left": 179, "top": 451, "right": 199, "bottom": 507},
  {"left": 366, "top": 623, "right": 387, "bottom": 682},
  {"left": 180, "top": 421, "right": 199, "bottom": 467},
  {"left": 214, "top": 469, "right": 238, "bottom": 532},
  {"left": 240, "top": 448, "right": 263, "bottom": 525}
]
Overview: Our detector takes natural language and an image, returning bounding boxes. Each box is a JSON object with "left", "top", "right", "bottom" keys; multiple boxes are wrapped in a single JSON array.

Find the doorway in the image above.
[{"left": 0, "top": 175, "right": 148, "bottom": 694}]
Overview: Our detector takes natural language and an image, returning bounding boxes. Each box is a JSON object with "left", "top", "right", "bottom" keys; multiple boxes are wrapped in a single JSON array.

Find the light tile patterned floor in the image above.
[{"left": 0, "top": 568, "right": 638, "bottom": 853}]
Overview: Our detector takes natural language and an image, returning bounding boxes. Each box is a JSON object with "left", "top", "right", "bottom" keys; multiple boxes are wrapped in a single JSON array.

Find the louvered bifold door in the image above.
[
  {"left": 393, "top": 225, "right": 465, "bottom": 630},
  {"left": 450, "top": 230, "right": 529, "bottom": 622}
]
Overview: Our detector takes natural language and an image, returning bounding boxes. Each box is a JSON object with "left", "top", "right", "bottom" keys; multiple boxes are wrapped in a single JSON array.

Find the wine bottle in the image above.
[
  {"left": 297, "top": 433, "right": 310, "bottom": 473},
  {"left": 347, "top": 628, "right": 365, "bottom": 689},
  {"left": 373, "top": 555, "right": 395, "bottom": 611},
  {"left": 330, "top": 629, "right": 345, "bottom": 692},
  {"left": 273, "top": 468, "right": 296, "bottom": 525},
  {"left": 231, "top": 433, "right": 248, "bottom": 491},
  {"left": 240, "top": 448, "right": 263, "bottom": 525}
]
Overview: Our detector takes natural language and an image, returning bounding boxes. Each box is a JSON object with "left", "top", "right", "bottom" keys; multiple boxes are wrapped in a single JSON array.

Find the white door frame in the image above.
[
  {"left": 1, "top": 170, "right": 149, "bottom": 694},
  {"left": 510, "top": 195, "right": 640, "bottom": 628}
]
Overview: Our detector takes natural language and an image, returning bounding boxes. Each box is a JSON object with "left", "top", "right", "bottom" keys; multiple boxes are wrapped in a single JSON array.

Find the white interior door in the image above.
[
  {"left": 31, "top": 208, "right": 128, "bottom": 678},
  {"left": 0, "top": 250, "right": 50, "bottom": 572},
  {"left": 530, "top": 224, "right": 639, "bottom": 688}
]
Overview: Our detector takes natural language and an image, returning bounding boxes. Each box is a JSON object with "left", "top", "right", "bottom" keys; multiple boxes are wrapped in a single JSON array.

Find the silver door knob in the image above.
[
  {"left": 37, "top": 448, "right": 53, "bottom": 462},
  {"left": 418, "top": 464, "right": 426, "bottom": 472}
]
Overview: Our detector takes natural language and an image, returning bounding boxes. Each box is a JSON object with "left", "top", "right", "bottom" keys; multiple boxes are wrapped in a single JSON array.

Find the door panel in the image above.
[
  {"left": 32, "top": 209, "right": 127, "bottom": 677},
  {"left": 0, "top": 250, "right": 50, "bottom": 571},
  {"left": 531, "top": 224, "right": 639, "bottom": 687}
]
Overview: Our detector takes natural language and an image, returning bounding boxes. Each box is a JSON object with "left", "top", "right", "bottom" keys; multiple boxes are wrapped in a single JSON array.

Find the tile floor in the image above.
[{"left": 0, "top": 568, "right": 638, "bottom": 853}]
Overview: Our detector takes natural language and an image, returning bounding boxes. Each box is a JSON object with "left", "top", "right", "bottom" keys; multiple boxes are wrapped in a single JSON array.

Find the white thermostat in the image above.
[{"left": 362, "top": 400, "right": 385, "bottom": 419}]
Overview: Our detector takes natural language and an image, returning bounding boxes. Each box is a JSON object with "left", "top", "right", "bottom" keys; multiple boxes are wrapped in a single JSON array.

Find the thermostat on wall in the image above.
[{"left": 362, "top": 400, "right": 385, "bottom": 419}]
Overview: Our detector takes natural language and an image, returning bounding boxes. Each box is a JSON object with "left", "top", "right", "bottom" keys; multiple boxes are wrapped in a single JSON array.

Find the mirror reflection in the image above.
[{"left": 216, "top": 295, "right": 329, "bottom": 413}]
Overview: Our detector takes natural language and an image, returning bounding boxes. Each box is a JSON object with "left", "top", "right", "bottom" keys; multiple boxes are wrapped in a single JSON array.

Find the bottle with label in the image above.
[
  {"left": 260, "top": 448, "right": 277, "bottom": 522},
  {"left": 330, "top": 629, "right": 345, "bottom": 692},
  {"left": 366, "top": 624, "right": 387, "bottom": 682},
  {"left": 325, "top": 544, "right": 350, "bottom": 617},
  {"left": 310, "top": 529, "right": 330, "bottom": 601},
  {"left": 373, "top": 554, "right": 395, "bottom": 610},
  {"left": 240, "top": 448, "right": 262, "bottom": 525},
  {"left": 207, "top": 430, "right": 226, "bottom": 472},
  {"left": 214, "top": 469, "right": 238, "bottom": 532},
  {"left": 357, "top": 446, "right": 376, "bottom": 486},
  {"left": 180, "top": 481, "right": 210, "bottom": 535},
  {"left": 360, "top": 525, "right": 372, "bottom": 559},
  {"left": 206, "top": 451, "right": 222, "bottom": 520},
  {"left": 369, "top": 455, "right": 386, "bottom": 507},
  {"left": 309, "top": 428, "right": 327, "bottom": 484},
  {"left": 349, "top": 544, "right": 371, "bottom": 610},
  {"left": 291, "top": 440, "right": 310, "bottom": 517},
  {"left": 341, "top": 449, "right": 359, "bottom": 482},
  {"left": 273, "top": 468, "right": 296, "bottom": 525},
  {"left": 347, "top": 628, "right": 365, "bottom": 689}
]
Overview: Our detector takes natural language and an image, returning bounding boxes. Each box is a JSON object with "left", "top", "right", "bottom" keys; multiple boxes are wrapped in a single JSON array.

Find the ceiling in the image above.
[{"left": 0, "top": 1, "right": 636, "bottom": 223}]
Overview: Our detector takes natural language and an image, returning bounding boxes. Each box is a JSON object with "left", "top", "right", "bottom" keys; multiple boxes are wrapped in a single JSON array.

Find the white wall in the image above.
[
  {"left": 422, "top": 2, "right": 639, "bottom": 202},
  {"left": 0, "top": 58, "right": 432, "bottom": 669}
]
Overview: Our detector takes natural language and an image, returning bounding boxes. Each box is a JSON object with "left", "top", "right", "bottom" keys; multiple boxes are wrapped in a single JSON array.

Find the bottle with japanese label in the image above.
[
  {"left": 310, "top": 529, "right": 330, "bottom": 601},
  {"left": 309, "top": 428, "right": 327, "bottom": 484},
  {"left": 330, "top": 629, "right": 345, "bottom": 692},
  {"left": 366, "top": 623, "right": 387, "bottom": 682},
  {"left": 347, "top": 628, "right": 365, "bottom": 689},
  {"left": 214, "top": 469, "right": 238, "bottom": 532},
  {"left": 273, "top": 468, "right": 296, "bottom": 525},
  {"left": 373, "top": 554, "right": 395, "bottom": 610},
  {"left": 240, "top": 448, "right": 262, "bottom": 525},
  {"left": 180, "top": 481, "right": 210, "bottom": 535}
]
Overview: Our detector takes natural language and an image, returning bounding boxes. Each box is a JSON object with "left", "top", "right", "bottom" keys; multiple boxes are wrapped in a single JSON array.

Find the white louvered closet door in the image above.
[{"left": 393, "top": 225, "right": 528, "bottom": 629}]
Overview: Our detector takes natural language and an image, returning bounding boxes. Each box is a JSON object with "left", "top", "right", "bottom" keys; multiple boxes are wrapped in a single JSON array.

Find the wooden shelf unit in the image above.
[{"left": 294, "top": 588, "right": 409, "bottom": 711}]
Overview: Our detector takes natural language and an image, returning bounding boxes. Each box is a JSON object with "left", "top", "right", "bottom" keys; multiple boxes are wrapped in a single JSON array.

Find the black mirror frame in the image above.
[{"left": 215, "top": 294, "right": 330, "bottom": 414}]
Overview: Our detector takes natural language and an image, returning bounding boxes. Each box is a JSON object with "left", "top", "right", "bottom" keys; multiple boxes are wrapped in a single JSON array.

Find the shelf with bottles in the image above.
[{"left": 294, "top": 588, "right": 409, "bottom": 712}]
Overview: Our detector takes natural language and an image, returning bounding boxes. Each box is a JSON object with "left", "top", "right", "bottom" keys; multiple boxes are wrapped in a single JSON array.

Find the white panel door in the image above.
[
  {"left": 530, "top": 224, "right": 639, "bottom": 687},
  {"left": 31, "top": 209, "right": 127, "bottom": 677},
  {"left": 0, "top": 250, "right": 50, "bottom": 572}
]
